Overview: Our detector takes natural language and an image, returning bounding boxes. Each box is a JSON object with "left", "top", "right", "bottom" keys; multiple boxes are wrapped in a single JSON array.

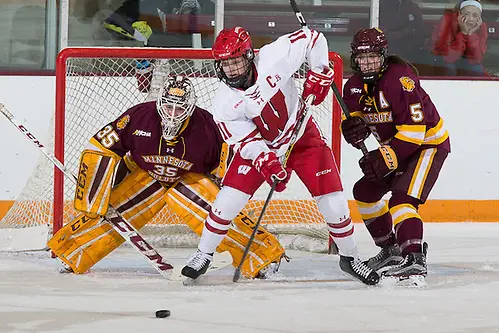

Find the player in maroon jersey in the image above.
[{"left": 341, "top": 28, "right": 451, "bottom": 279}]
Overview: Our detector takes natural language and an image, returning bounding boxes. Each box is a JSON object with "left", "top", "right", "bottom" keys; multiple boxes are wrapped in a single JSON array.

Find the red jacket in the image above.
[{"left": 432, "top": 11, "right": 488, "bottom": 64}]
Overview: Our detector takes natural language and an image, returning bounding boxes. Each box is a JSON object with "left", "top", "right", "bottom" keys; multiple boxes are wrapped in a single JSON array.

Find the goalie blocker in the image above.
[{"left": 48, "top": 75, "right": 285, "bottom": 279}]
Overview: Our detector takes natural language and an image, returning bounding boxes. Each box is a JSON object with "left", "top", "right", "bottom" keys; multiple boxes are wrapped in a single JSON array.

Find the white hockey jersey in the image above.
[{"left": 211, "top": 27, "right": 329, "bottom": 164}]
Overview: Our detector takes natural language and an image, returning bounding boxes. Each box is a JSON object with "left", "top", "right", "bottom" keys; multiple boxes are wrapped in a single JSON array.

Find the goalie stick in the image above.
[
  {"left": 289, "top": 0, "right": 368, "bottom": 156},
  {"left": 233, "top": 94, "right": 315, "bottom": 282},
  {"left": 0, "top": 103, "right": 178, "bottom": 279}
]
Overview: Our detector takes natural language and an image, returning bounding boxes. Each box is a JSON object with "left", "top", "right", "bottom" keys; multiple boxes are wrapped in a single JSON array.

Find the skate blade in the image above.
[
  {"left": 177, "top": 251, "right": 233, "bottom": 284},
  {"left": 381, "top": 274, "right": 427, "bottom": 288},
  {"left": 339, "top": 271, "right": 380, "bottom": 286}
]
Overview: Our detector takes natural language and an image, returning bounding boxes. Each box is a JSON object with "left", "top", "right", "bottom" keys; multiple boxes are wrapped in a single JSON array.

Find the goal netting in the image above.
[{"left": 0, "top": 47, "right": 343, "bottom": 253}]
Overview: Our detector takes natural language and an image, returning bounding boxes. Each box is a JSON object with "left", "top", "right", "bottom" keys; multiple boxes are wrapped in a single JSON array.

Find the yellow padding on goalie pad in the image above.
[
  {"left": 47, "top": 213, "right": 111, "bottom": 274},
  {"left": 74, "top": 149, "right": 118, "bottom": 217},
  {"left": 213, "top": 210, "right": 285, "bottom": 279},
  {"left": 48, "top": 167, "right": 166, "bottom": 274},
  {"left": 166, "top": 173, "right": 285, "bottom": 278},
  {"left": 212, "top": 142, "right": 230, "bottom": 178}
]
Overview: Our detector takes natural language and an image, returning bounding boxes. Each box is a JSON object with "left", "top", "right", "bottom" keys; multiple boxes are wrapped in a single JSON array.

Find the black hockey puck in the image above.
[{"left": 155, "top": 309, "right": 171, "bottom": 318}]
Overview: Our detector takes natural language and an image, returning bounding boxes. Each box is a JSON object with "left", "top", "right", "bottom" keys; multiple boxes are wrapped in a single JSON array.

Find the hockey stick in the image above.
[
  {"left": 233, "top": 94, "right": 315, "bottom": 282},
  {"left": 0, "top": 103, "right": 177, "bottom": 279},
  {"left": 289, "top": 0, "right": 368, "bottom": 156}
]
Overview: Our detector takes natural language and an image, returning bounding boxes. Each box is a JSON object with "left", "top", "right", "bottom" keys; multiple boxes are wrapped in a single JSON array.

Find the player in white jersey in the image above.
[{"left": 181, "top": 26, "right": 380, "bottom": 285}]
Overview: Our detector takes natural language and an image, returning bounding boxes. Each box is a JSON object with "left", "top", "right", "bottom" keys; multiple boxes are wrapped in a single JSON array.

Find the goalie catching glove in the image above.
[
  {"left": 302, "top": 67, "right": 334, "bottom": 106},
  {"left": 359, "top": 145, "right": 398, "bottom": 181},
  {"left": 253, "top": 151, "right": 291, "bottom": 192}
]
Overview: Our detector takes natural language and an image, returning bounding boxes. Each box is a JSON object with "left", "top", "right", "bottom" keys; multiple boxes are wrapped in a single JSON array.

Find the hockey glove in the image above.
[
  {"left": 341, "top": 116, "right": 370, "bottom": 149},
  {"left": 359, "top": 146, "right": 398, "bottom": 182},
  {"left": 302, "top": 67, "right": 334, "bottom": 106},
  {"left": 254, "top": 152, "right": 290, "bottom": 192}
]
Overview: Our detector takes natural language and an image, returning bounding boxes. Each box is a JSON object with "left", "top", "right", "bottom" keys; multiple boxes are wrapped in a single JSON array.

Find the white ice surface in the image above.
[{"left": 1, "top": 223, "right": 499, "bottom": 333}]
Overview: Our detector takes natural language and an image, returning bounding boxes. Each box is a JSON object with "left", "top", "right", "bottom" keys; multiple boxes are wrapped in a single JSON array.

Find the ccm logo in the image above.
[
  {"left": 316, "top": 169, "right": 331, "bottom": 176},
  {"left": 75, "top": 162, "right": 88, "bottom": 200}
]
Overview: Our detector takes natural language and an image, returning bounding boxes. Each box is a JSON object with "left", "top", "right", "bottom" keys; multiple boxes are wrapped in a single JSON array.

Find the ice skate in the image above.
[
  {"left": 365, "top": 244, "right": 403, "bottom": 273},
  {"left": 383, "top": 252, "right": 427, "bottom": 278},
  {"left": 339, "top": 255, "right": 380, "bottom": 285},
  {"left": 181, "top": 250, "right": 213, "bottom": 280}
]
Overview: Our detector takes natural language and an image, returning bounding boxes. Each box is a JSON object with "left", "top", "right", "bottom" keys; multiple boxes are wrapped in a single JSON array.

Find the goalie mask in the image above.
[
  {"left": 213, "top": 27, "right": 255, "bottom": 89},
  {"left": 350, "top": 28, "right": 388, "bottom": 83},
  {"left": 156, "top": 76, "right": 196, "bottom": 141}
]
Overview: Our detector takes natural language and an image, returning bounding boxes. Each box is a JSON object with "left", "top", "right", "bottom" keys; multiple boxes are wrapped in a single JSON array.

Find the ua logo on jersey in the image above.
[
  {"left": 238, "top": 165, "right": 251, "bottom": 175},
  {"left": 246, "top": 88, "right": 264, "bottom": 105},
  {"left": 247, "top": 88, "right": 261, "bottom": 100}
]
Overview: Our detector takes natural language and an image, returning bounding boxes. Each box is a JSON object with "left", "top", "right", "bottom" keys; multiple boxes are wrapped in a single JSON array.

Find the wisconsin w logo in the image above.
[{"left": 238, "top": 165, "right": 251, "bottom": 175}]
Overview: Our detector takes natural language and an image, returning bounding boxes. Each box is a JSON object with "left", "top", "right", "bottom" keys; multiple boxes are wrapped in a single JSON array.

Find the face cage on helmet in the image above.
[
  {"left": 156, "top": 95, "right": 196, "bottom": 141},
  {"left": 214, "top": 49, "right": 254, "bottom": 89},
  {"left": 351, "top": 48, "right": 387, "bottom": 83}
]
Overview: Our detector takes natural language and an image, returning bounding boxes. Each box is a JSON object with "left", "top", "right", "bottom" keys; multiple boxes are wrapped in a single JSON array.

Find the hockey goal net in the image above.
[{"left": 0, "top": 47, "right": 343, "bottom": 252}]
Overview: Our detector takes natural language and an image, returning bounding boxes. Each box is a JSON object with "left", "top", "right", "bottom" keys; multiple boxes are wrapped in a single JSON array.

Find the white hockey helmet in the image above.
[{"left": 156, "top": 76, "right": 196, "bottom": 140}]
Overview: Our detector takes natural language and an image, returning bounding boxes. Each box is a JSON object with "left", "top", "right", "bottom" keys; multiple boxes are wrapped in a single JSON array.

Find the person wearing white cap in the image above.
[{"left": 431, "top": 0, "right": 487, "bottom": 76}]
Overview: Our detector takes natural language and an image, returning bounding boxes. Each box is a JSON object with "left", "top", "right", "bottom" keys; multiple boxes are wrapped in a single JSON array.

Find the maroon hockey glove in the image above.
[
  {"left": 254, "top": 152, "right": 290, "bottom": 192},
  {"left": 302, "top": 67, "right": 334, "bottom": 106},
  {"left": 341, "top": 116, "right": 370, "bottom": 149},
  {"left": 359, "top": 146, "right": 398, "bottom": 182}
]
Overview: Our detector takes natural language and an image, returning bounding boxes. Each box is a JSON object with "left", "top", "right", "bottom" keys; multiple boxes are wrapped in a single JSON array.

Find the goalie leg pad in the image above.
[
  {"left": 166, "top": 172, "right": 285, "bottom": 279},
  {"left": 48, "top": 167, "right": 166, "bottom": 274},
  {"left": 225, "top": 212, "right": 286, "bottom": 279},
  {"left": 47, "top": 213, "right": 112, "bottom": 274},
  {"left": 74, "top": 149, "right": 118, "bottom": 217}
]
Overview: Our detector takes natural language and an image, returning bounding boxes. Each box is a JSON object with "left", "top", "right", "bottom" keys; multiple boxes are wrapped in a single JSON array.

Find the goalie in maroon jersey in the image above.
[
  {"left": 341, "top": 28, "right": 451, "bottom": 279},
  {"left": 47, "top": 76, "right": 286, "bottom": 278}
]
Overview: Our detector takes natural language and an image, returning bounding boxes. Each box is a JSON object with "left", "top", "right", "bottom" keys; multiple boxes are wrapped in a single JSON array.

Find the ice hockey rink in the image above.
[{"left": 0, "top": 223, "right": 498, "bottom": 333}]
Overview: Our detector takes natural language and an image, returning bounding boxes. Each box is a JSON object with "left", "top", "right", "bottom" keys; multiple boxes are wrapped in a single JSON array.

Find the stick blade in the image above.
[{"left": 0, "top": 103, "right": 14, "bottom": 120}]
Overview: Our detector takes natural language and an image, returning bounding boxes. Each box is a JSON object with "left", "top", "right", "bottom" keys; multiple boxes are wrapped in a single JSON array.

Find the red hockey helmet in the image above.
[
  {"left": 350, "top": 28, "right": 388, "bottom": 82},
  {"left": 212, "top": 27, "right": 255, "bottom": 88}
]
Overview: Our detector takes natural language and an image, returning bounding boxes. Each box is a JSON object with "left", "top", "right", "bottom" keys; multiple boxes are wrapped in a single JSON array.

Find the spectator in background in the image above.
[
  {"left": 379, "top": 0, "right": 428, "bottom": 71},
  {"left": 432, "top": 0, "right": 488, "bottom": 76},
  {"left": 103, "top": 0, "right": 208, "bottom": 47}
]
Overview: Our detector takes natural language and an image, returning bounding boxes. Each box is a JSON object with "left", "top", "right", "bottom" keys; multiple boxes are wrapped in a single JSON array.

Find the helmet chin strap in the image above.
[
  {"left": 241, "top": 65, "right": 256, "bottom": 89},
  {"left": 362, "top": 72, "right": 377, "bottom": 83}
]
